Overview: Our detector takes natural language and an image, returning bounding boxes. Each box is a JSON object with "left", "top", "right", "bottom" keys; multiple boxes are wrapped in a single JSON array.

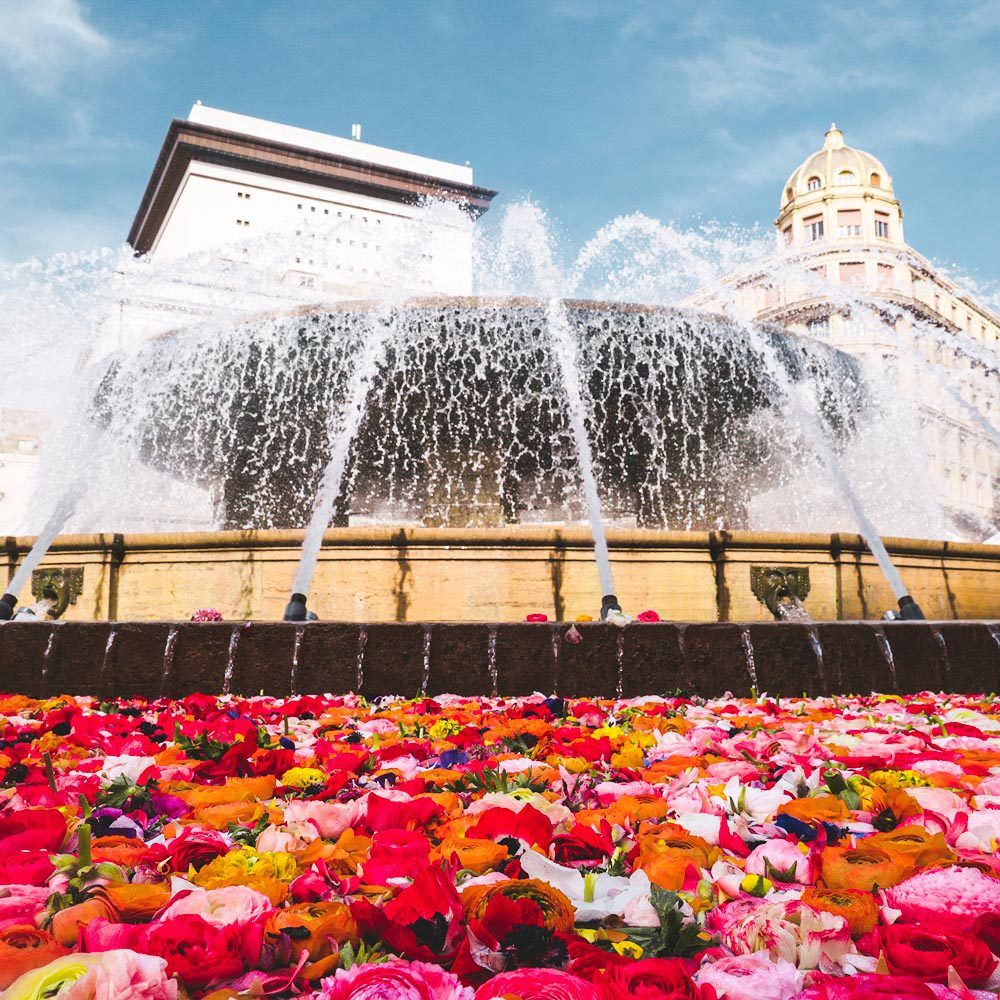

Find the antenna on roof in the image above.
[
  {"left": 351, "top": 123, "right": 362, "bottom": 141},
  {"left": 195, "top": 99, "right": 202, "bottom": 106}
]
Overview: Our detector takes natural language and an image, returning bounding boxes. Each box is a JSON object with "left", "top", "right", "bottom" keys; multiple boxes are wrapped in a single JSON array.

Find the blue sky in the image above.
[{"left": 2, "top": 0, "right": 999, "bottom": 285}]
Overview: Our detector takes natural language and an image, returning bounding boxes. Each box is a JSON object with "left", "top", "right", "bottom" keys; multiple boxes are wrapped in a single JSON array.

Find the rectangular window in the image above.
[
  {"left": 781, "top": 227, "right": 792, "bottom": 245},
  {"left": 837, "top": 209, "right": 862, "bottom": 237},
  {"left": 875, "top": 212, "right": 890, "bottom": 238},
  {"left": 840, "top": 262, "right": 865, "bottom": 287},
  {"left": 806, "top": 316, "right": 829, "bottom": 338},
  {"left": 877, "top": 263, "right": 894, "bottom": 289},
  {"left": 804, "top": 214, "right": 824, "bottom": 241}
]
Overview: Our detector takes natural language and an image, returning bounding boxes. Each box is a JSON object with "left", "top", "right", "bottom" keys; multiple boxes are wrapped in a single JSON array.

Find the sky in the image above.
[{"left": 2, "top": 0, "right": 999, "bottom": 285}]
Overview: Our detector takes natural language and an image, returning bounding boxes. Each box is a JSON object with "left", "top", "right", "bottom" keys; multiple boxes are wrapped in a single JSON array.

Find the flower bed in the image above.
[{"left": 0, "top": 690, "right": 999, "bottom": 998}]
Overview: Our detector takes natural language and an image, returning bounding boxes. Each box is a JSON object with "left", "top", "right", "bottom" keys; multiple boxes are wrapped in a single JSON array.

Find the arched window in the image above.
[
  {"left": 807, "top": 176, "right": 821, "bottom": 191},
  {"left": 836, "top": 170, "right": 856, "bottom": 186},
  {"left": 870, "top": 172, "right": 881, "bottom": 188},
  {"left": 785, "top": 186, "right": 793, "bottom": 203}
]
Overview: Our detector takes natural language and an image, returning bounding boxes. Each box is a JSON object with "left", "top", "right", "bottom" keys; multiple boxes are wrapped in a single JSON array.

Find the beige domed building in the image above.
[{"left": 687, "top": 124, "right": 1000, "bottom": 538}]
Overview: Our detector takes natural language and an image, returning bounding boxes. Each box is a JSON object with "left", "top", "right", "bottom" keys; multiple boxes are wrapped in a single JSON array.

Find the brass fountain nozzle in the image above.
[
  {"left": 283, "top": 593, "right": 308, "bottom": 622},
  {"left": 896, "top": 595, "right": 926, "bottom": 620},
  {"left": 0, "top": 594, "right": 15, "bottom": 621}
]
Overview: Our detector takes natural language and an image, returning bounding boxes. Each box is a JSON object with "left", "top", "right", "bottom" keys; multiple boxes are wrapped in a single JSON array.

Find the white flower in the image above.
[{"left": 519, "top": 850, "right": 654, "bottom": 923}]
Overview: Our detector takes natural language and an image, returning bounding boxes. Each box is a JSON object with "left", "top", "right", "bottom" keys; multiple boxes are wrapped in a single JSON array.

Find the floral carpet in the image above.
[{"left": 0, "top": 690, "right": 999, "bottom": 998}]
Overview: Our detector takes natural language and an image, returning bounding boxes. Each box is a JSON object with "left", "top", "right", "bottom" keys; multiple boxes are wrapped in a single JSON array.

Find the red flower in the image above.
[
  {"left": 467, "top": 806, "right": 554, "bottom": 854},
  {"left": 552, "top": 821, "right": 615, "bottom": 867},
  {"left": 163, "top": 827, "right": 229, "bottom": 872},
  {"left": 475, "top": 968, "right": 598, "bottom": 999},
  {"left": 0, "top": 809, "right": 66, "bottom": 853},
  {"left": 364, "top": 830, "right": 431, "bottom": 883},
  {"left": 635, "top": 610, "right": 661, "bottom": 623},
  {"left": 365, "top": 793, "right": 444, "bottom": 833},
  {"left": 795, "top": 973, "right": 936, "bottom": 998},
  {"left": 592, "top": 957, "right": 700, "bottom": 998},
  {"left": 352, "top": 867, "right": 464, "bottom": 963},
  {"left": 526, "top": 613, "right": 549, "bottom": 622},
  {"left": 870, "top": 923, "right": 997, "bottom": 985},
  {"left": 0, "top": 851, "right": 55, "bottom": 886},
  {"left": 145, "top": 913, "right": 257, "bottom": 986}
]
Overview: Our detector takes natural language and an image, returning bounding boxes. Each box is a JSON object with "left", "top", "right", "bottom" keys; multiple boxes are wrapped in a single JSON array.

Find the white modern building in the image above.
[{"left": 101, "top": 104, "right": 497, "bottom": 349}]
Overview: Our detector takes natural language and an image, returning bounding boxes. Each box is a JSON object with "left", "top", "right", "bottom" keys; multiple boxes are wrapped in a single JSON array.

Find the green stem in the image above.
[
  {"left": 42, "top": 751, "right": 58, "bottom": 795},
  {"left": 76, "top": 823, "right": 92, "bottom": 868}
]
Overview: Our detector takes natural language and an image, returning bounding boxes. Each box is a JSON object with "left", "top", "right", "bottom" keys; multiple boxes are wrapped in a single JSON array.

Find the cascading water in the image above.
[{"left": 2, "top": 197, "right": 997, "bottom": 623}]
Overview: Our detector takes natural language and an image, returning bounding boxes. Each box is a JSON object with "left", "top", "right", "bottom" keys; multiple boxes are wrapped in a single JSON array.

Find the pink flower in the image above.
[
  {"left": 694, "top": 952, "right": 802, "bottom": 1000},
  {"left": 283, "top": 798, "right": 368, "bottom": 839},
  {"left": 190, "top": 608, "right": 223, "bottom": 622},
  {"left": 635, "top": 609, "right": 660, "bottom": 622},
  {"left": 720, "top": 900, "right": 851, "bottom": 970},
  {"left": 63, "top": 950, "right": 178, "bottom": 1000},
  {"left": 474, "top": 969, "right": 598, "bottom": 999},
  {"left": 744, "top": 839, "right": 814, "bottom": 885},
  {"left": 526, "top": 613, "right": 549, "bottom": 622},
  {"left": 885, "top": 866, "right": 1000, "bottom": 935},
  {"left": 158, "top": 885, "right": 273, "bottom": 928},
  {"left": 0, "top": 885, "right": 51, "bottom": 929},
  {"left": 319, "top": 958, "right": 474, "bottom": 999}
]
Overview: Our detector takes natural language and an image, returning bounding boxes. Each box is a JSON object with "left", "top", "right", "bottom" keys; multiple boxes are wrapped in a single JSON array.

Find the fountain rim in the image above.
[
  {"left": 6, "top": 526, "right": 1000, "bottom": 561},
  {"left": 140, "top": 294, "right": 827, "bottom": 349}
]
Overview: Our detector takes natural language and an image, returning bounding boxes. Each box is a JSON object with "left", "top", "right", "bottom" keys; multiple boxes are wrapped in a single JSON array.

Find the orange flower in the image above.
[
  {"left": 99, "top": 882, "right": 172, "bottom": 922},
  {"left": 0, "top": 925, "right": 69, "bottom": 989},
  {"left": 192, "top": 801, "right": 267, "bottom": 831},
  {"left": 434, "top": 837, "right": 509, "bottom": 874},
  {"left": 868, "top": 788, "right": 923, "bottom": 827},
  {"left": 49, "top": 896, "right": 116, "bottom": 947},
  {"left": 820, "top": 844, "right": 913, "bottom": 891},
  {"left": 865, "top": 826, "right": 955, "bottom": 868},
  {"left": 577, "top": 795, "right": 669, "bottom": 829},
  {"left": 462, "top": 878, "right": 575, "bottom": 933},
  {"left": 266, "top": 901, "right": 359, "bottom": 980},
  {"left": 778, "top": 795, "right": 850, "bottom": 824},
  {"left": 637, "top": 823, "right": 718, "bottom": 869},
  {"left": 90, "top": 835, "right": 151, "bottom": 868},
  {"left": 802, "top": 887, "right": 879, "bottom": 937},
  {"left": 299, "top": 829, "right": 371, "bottom": 877},
  {"left": 637, "top": 850, "right": 701, "bottom": 891},
  {"left": 166, "top": 775, "right": 276, "bottom": 808}
]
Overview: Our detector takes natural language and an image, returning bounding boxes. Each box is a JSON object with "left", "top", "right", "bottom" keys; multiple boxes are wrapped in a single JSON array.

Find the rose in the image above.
[
  {"left": 0, "top": 926, "right": 69, "bottom": 989},
  {"left": 635, "top": 610, "right": 661, "bottom": 623},
  {"left": 592, "top": 957, "right": 700, "bottom": 998},
  {"left": 163, "top": 827, "right": 229, "bottom": 872},
  {"left": 870, "top": 923, "right": 997, "bottom": 985},
  {"left": 319, "top": 958, "right": 475, "bottom": 999},
  {"left": 144, "top": 914, "right": 253, "bottom": 987},
  {"left": 474, "top": 968, "right": 599, "bottom": 999},
  {"left": 694, "top": 952, "right": 802, "bottom": 1000}
]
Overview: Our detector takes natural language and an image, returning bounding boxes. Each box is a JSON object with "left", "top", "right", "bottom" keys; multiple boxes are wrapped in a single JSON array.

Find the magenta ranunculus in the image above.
[
  {"left": 319, "top": 958, "right": 475, "bottom": 999},
  {"left": 884, "top": 866, "right": 1000, "bottom": 935},
  {"left": 0, "top": 885, "right": 51, "bottom": 930},
  {"left": 474, "top": 968, "right": 599, "bottom": 1000}
]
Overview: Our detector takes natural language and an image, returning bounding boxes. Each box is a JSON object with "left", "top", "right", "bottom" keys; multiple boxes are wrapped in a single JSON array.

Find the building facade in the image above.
[
  {"left": 99, "top": 104, "right": 497, "bottom": 351},
  {"left": 0, "top": 409, "right": 48, "bottom": 534},
  {"left": 687, "top": 125, "right": 1000, "bottom": 538}
]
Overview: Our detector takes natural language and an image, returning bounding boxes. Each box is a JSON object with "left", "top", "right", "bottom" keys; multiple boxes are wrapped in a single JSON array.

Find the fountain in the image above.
[{"left": 0, "top": 202, "right": 998, "bottom": 697}]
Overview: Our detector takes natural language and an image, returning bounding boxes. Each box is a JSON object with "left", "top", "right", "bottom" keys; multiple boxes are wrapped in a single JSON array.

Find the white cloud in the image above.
[{"left": 0, "top": 0, "right": 111, "bottom": 96}]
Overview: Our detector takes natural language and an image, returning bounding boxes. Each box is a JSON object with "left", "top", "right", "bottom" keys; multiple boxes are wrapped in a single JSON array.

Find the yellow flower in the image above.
[
  {"left": 194, "top": 847, "right": 299, "bottom": 886},
  {"left": 429, "top": 719, "right": 462, "bottom": 740},
  {"left": 281, "top": 767, "right": 326, "bottom": 791},
  {"left": 869, "top": 769, "right": 929, "bottom": 789},
  {"left": 741, "top": 873, "right": 773, "bottom": 896},
  {"left": 612, "top": 940, "right": 644, "bottom": 959}
]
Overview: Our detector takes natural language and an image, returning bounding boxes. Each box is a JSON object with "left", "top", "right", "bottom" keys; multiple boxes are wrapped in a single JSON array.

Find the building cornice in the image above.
[{"left": 128, "top": 119, "right": 499, "bottom": 254}]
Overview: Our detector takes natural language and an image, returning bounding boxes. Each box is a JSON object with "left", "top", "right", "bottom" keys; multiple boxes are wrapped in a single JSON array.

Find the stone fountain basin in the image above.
[{"left": 1, "top": 620, "right": 997, "bottom": 699}]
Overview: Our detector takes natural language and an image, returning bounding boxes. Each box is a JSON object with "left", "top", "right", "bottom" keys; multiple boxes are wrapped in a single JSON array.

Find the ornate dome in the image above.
[{"left": 780, "top": 125, "right": 893, "bottom": 209}]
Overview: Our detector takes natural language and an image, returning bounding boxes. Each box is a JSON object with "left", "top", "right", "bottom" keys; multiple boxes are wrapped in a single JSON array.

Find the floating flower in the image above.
[{"left": 319, "top": 958, "right": 475, "bottom": 999}]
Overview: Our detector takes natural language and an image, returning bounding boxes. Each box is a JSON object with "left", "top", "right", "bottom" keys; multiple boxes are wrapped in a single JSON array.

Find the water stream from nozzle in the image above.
[{"left": 547, "top": 298, "right": 615, "bottom": 600}]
